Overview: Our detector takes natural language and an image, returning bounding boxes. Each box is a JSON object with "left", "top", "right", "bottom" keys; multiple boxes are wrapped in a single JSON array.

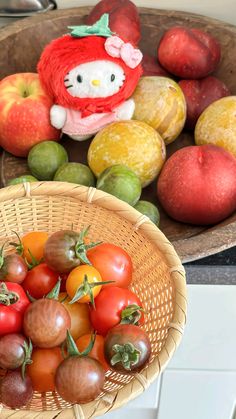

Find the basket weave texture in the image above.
[{"left": 0, "top": 182, "right": 187, "bottom": 419}]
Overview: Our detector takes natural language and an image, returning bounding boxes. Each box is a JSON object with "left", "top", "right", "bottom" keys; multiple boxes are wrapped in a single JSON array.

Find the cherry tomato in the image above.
[
  {"left": 55, "top": 356, "right": 105, "bottom": 404},
  {"left": 104, "top": 324, "right": 151, "bottom": 372},
  {"left": 44, "top": 228, "right": 97, "bottom": 273},
  {"left": 23, "top": 299, "right": 71, "bottom": 348},
  {"left": 27, "top": 347, "right": 63, "bottom": 392},
  {"left": 0, "top": 333, "right": 26, "bottom": 370},
  {"left": 0, "top": 305, "right": 22, "bottom": 336},
  {"left": 0, "top": 282, "right": 30, "bottom": 336},
  {"left": 88, "top": 243, "right": 133, "bottom": 288},
  {"left": 0, "top": 253, "right": 28, "bottom": 284},
  {"left": 90, "top": 286, "right": 144, "bottom": 336},
  {"left": 0, "top": 371, "right": 33, "bottom": 409},
  {"left": 23, "top": 263, "right": 59, "bottom": 299},
  {"left": 59, "top": 293, "right": 92, "bottom": 340},
  {"left": 2, "top": 282, "right": 30, "bottom": 314},
  {"left": 66, "top": 265, "right": 103, "bottom": 304},
  {"left": 76, "top": 334, "right": 109, "bottom": 371},
  {"left": 21, "top": 231, "right": 48, "bottom": 263}
]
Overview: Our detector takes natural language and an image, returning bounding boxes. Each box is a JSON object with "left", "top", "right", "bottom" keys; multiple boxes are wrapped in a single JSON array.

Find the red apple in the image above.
[
  {"left": 86, "top": 0, "right": 141, "bottom": 45},
  {"left": 157, "top": 145, "right": 236, "bottom": 225},
  {"left": 158, "top": 27, "right": 221, "bottom": 79},
  {"left": 179, "top": 76, "right": 230, "bottom": 129},
  {"left": 142, "top": 54, "right": 171, "bottom": 77},
  {"left": 0, "top": 73, "right": 60, "bottom": 157}
]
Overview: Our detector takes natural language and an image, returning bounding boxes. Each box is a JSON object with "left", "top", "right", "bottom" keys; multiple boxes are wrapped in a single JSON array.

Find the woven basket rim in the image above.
[{"left": 0, "top": 181, "right": 187, "bottom": 418}]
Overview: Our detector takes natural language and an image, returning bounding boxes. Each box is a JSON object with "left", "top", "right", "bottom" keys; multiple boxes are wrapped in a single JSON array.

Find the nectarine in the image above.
[
  {"left": 157, "top": 145, "right": 236, "bottom": 225},
  {"left": 158, "top": 27, "right": 221, "bottom": 79}
]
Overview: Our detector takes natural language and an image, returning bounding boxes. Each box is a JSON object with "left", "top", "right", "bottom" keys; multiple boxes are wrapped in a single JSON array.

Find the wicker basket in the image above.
[{"left": 0, "top": 182, "right": 187, "bottom": 419}]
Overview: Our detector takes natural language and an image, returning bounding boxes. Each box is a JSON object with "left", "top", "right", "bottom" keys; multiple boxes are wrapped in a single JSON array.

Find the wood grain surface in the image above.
[{"left": 0, "top": 6, "right": 235, "bottom": 262}]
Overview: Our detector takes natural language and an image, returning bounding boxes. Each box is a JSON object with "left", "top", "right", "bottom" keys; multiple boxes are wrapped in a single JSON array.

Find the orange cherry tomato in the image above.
[
  {"left": 21, "top": 231, "right": 48, "bottom": 263},
  {"left": 76, "top": 334, "right": 109, "bottom": 372},
  {"left": 59, "top": 293, "right": 92, "bottom": 340},
  {"left": 66, "top": 265, "right": 103, "bottom": 304},
  {"left": 27, "top": 347, "right": 63, "bottom": 392}
]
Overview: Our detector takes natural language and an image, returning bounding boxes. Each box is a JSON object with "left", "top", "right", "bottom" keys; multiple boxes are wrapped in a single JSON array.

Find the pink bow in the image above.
[{"left": 105, "top": 36, "right": 143, "bottom": 69}]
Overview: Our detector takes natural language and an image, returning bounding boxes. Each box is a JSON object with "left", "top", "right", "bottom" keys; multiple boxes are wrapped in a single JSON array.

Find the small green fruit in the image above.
[
  {"left": 7, "top": 175, "right": 38, "bottom": 186},
  {"left": 28, "top": 141, "right": 68, "bottom": 180},
  {"left": 97, "top": 165, "right": 142, "bottom": 206},
  {"left": 134, "top": 200, "right": 160, "bottom": 226},
  {"left": 54, "top": 162, "right": 95, "bottom": 187}
]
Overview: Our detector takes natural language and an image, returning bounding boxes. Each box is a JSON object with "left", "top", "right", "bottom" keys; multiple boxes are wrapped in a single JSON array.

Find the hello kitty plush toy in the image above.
[{"left": 38, "top": 14, "right": 143, "bottom": 141}]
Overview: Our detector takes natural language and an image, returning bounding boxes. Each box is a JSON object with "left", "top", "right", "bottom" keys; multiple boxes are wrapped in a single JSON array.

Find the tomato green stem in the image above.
[
  {"left": 0, "top": 282, "right": 19, "bottom": 306},
  {"left": 69, "top": 274, "right": 114, "bottom": 307},
  {"left": 111, "top": 343, "right": 141, "bottom": 370},
  {"left": 120, "top": 304, "right": 144, "bottom": 325},
  {"left": 0, "top": 242, "right": 7, "bottom": 269},
  {"left": 24, "top": 249, "right": 42, "bottom": 270},
  {"left": 9, "top": 231, "right": 24, "bottom": 256},
  {"left": 74, "top": 226, "right": 102, "bottom": 265},
  {"left": 66, "top": 330, "right": 96, "bottom": 357},
  {"left": 21, "top": 338, "right": 33, "bottom": 380},
  {"left": 46, "top": 278, "right": 61, "bottom": 300}
]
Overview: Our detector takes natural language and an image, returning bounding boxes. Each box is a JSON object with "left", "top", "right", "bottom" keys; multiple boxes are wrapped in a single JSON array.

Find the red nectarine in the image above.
[
  {"left": 158, "top": 27, "right": 221, "bottom": 79},
  {"left": 157, "top": 145, "right": 236, "bottom": 225},
  {"left": 179, "top": 76, "right": 230, "bottom": 129}
]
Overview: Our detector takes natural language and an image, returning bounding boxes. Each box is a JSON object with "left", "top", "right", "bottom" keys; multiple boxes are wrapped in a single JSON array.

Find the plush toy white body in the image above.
[{"left": 50, "top": 60, "right": 135, "bottom": 141}]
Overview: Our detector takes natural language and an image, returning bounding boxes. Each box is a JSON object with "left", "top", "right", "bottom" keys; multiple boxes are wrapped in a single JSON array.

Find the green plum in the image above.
[
  {"left": 134, "top": 200, "right": 160, "bottom": 226},
  {"left": 28, "top": 141, "right": 68, "bottom": 180},
  {"left": 97, "top": 165, "right": 142, "bottom": 206},
  {"left": 54, "top": 163, "right": 95, "bottom": 187},
  {"left": 7, "top": 175, "right": 38, "bottom": 186}
]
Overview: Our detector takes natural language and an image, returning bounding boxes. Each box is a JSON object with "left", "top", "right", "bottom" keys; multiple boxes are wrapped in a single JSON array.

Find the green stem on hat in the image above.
[
  {"left": 69, "top": 274, "right": 114, "bottom": 307},
  {"left": 68, "top": 14, "right": 114, "bottom": 38},
  {"left": 111, "top": 343, "right": 141, "bottom": 370},
  {"left": 120, "top": 304, "right": 144, "bottom": 325}
]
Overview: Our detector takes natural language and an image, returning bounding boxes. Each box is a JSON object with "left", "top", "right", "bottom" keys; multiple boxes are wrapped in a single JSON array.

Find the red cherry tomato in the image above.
[
  {"left": 1, "top": 282, "right": 30, "bottom": 314},
  {"left": 0, "top": 305, "right": 22, "bottom": 336},
  {"left": 0, "top": 282, "right": 30, "bottom": 336},
  {"left": 76, "top": 334, "right": 109, "bottom": 371},
  {"left": 90, "top": 286, "right": 144, "bottom": 336},
  {"left": 22, "top": 263, "right": 59, "bottom": 299},
  {"left": 88, "top": 243, "right": 133, "bottom": 288}
]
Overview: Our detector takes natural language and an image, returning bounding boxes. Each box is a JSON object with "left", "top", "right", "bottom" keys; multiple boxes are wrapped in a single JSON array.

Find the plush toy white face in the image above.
[{"left": 64, "top": 60, "right": 126, "bottom": 99}]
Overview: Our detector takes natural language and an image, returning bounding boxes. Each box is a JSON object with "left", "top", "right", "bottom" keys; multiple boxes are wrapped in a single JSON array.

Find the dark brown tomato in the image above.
[
  {"left": 0, "top": 370, "right": 33, "bottom": 409},
  {"left": 44, "top": 230, "right": 82, "bottom": 273},
  {"left": 104, "top": 324, "right": 151, "bottom": 373},
  {"left": 55, "top": 356, "right": 105, "bottom": 404},
  {"left": 0, "top": 333, "right": 26, "bottom": 370},
  {"left": 23, "top": 299, "right": 71, "bottom": 348},
  {"left": 0, "top": 254, "right": 28, "bottom": 284}
]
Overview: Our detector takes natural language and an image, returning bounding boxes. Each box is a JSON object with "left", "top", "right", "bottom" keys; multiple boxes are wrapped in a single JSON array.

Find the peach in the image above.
[
  {"left": 158, "top": 27, "right": 221, "bottom": 79},
  {"left": 157, "top": 145, "right": 236, "bottom": 225},
  {"left": 179, "top": 76, "right": 230, "bottom": 130},
  {"left": 132, "top": 76, "right": 186, "bottom": 144},
  {"left": 86, "top": 0, "right": 140, "bottom": 44}
]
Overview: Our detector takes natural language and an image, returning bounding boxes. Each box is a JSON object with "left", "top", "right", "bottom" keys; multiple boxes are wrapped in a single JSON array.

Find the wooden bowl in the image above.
[
  {"left": 0, "top": 7, "right": 235, "bottom": 262},
  {"left": 0, "top": 181, "right": 187, "bottom": 418}
]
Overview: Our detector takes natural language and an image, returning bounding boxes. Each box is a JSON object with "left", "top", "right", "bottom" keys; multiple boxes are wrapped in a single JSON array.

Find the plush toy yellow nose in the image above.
[{"left": 91, "top": 79, "right": 100, "bottom": 87}]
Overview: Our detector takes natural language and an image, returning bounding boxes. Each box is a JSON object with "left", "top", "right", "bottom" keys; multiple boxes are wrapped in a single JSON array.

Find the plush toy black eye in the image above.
[
  {"left": 111, "top": 74, "right": 115, "bottom": 82},
  {"left": 77, "top": 75, "right": 83, "bottom": 83}
]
